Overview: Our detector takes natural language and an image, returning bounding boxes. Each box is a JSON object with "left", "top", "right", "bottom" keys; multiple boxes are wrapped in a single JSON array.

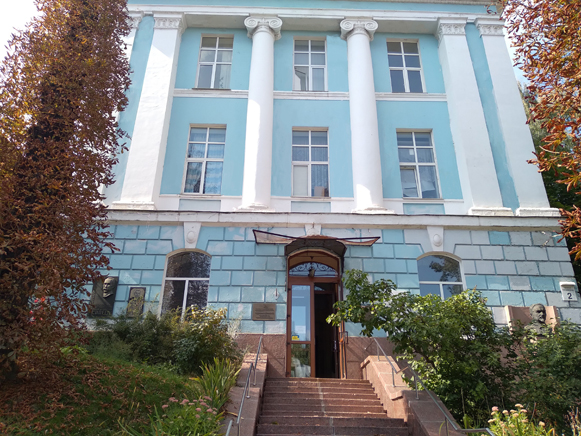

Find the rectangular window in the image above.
[
  {"left": 196, "top": 36, "right": 233, "bottom": 89},
  {"left": 184, "top": 127, "right": 225, "bottom": 194},
  {"left": 292, "top": 129, "right": 329, "bottom": 197},
  {"left": 387, "top": 41, "right": 424, "bottom": 93},
  {"left": 398, "top": 132, "right": 440, "bottom": 199},
  {"left": 293, "top": 39, "right": 326, "bottom": 92}
]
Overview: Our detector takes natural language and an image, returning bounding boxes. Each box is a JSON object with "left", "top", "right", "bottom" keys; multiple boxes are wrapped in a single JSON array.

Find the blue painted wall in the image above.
[
  {"left": 161, "top": 97, "right": 248, "bottom": 196},
  {"left": 376, "top": 101, "right": 463, "bottom": 200},
  {"left": 272, "top": 99, "right": 353, "bottom": 197},
  {"left": 105, "top": 16, "right": 154, "bottom": 202},
  {"left": 175, "top": 28, "right": 251, "bottom": 90}
]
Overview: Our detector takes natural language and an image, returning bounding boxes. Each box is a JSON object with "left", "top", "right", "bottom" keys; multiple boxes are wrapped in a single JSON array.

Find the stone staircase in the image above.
[{"left": 256, "top": 378, "right": 408, "bottom": 436}]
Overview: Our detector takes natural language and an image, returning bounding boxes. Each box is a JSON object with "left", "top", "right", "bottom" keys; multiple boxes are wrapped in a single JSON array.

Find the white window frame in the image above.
[
  {"left": 292, "top": 38, "right": 328, "bottom": 92},
  {"left": 397, "top": 130, "right": 441, "bottom": 199},
  {"left": 386, "top": 40, "right": 425, "bottom": 93},
  {"left": 417, "top": 254, "right": 465, "bottom": 301},
  {"left": 182, "top": 125, "right": 226, "bottom": 195},
  {"left": 291, "top": 128, "right": 330, "bottom": 198},
  {"left": 195, "top": 35, "right": 233, "bottom": 89}
]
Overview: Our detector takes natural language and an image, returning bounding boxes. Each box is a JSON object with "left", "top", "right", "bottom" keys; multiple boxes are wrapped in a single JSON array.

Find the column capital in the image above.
[
  {"left": 128, "top": 11, "right": 144, "bottom": 29},
  {"left": 436, "top": 18, "right": 467, "bottom": 42},
  {"left": 153, "top": 13, "right": 186, "bottom": 34},
  {"left": 340, "top": 19, "right": 378, "bottom": 41},
  {"left": 244, "top": 16, "right": 282, "bottom": 40},
  {"left": 474, "top": 18, "right": 506, "bottom": 37}
]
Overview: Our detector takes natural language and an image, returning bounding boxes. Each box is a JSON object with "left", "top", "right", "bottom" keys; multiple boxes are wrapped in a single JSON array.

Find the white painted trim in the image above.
[{"left": 515, "top": 208, "right": 562, "bottom": 217}]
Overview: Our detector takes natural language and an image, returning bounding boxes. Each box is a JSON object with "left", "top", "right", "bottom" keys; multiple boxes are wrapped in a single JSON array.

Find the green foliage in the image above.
[
  {"left": 488, "top": 405, "right": 556, "bottom": 436},
  {"left": 191, "top": 358, "right": 240, "bottom": 411}
]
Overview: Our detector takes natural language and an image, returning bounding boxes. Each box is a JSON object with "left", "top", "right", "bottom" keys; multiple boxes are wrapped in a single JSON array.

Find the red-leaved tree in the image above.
[
  {"left": 0, "top": 0, "right": 130, "bottom": 377},
  {"left": 500, "top": 0, "right": 581, "bottom": 257}
]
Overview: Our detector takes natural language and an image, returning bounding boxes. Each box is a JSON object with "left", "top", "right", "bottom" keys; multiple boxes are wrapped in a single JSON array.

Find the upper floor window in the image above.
[
  {"left": 196, "top": 36, "right": 233, "bottom": 89},
  {"left": 184, "top": 127, "right": 225, "bottom": 194},
  {"left": 293, "top": 39, "right": 326, "bottom": 91},
  {"left": 161, "top": 251, "right": 211, "bottom": 314},
  {"left": 292, "top": 129, "right": 329, "bottom": 197},
  {"left": 398, "top": 132, "right": 440, "bottom": 199},
  {"left": 418, "top": 255, "right": 463, "bottom": 299},
  {"left": 387, "top": 41, "right": 424, "bottom": 93}
]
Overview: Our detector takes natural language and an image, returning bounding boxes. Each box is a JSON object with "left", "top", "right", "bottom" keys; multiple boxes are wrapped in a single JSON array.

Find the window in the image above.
[
  {"left": 387, "top": 41, "right": 424, "bottom": 93},
  {"left": 292, "top": 130, "right": 329, "bottom": 197},
  {"left": 184, "top": 127, "right": 225, "bottom": 195},
  {"left": 196, "top": 36, "right": 233, "bottom": 89},
  {"left": 161, "top": 251, "right": 211, "bottom": 314},
  {"left": 293, "top": 39, "right": 326, "bottom": 91},
  {"left": 418, "top": 255, "right": 463, "bottom": 299},
  {"left": 398, "top": 132, "right": 440, "bottom": 199}
]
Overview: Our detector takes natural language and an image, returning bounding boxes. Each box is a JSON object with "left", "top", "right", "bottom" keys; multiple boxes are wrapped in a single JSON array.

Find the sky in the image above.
[{"left": 0, "top": 0, "right": 526, "bottom": 82}]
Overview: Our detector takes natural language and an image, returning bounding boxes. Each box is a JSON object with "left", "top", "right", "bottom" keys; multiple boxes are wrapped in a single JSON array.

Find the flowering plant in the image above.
[{"left": 487, "top": 405, "right": 556, "bottom": 436}]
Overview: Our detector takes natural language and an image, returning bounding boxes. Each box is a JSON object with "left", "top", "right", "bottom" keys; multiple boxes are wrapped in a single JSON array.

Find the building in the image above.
[{"left": 97, "top": 0, "right": 581, "bottom": 378}]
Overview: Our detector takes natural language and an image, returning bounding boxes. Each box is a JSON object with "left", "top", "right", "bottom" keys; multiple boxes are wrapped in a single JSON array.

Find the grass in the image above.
[{"left": 0, "top": 350, "right": 200, "bottom": 435}]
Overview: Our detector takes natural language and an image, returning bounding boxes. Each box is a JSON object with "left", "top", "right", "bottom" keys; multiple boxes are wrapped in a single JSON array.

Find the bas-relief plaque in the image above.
[
  {"left": 252, "top": 303, "right": 277, "bottom": 321},
  {"left": 127, "top": 287, "right": 146, "bottom": 318},
  {"left": 89, "top": 276, "right": 118, "bottom": 317}
]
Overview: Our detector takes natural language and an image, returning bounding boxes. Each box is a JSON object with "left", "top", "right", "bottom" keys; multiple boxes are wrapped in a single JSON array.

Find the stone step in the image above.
[
  {"left": 261, "top": 398, "right": 383, "bottom": 407},
  {"left": 263, "top": 386, "right": 376, "bottom": 395},
  {"left": 262, "top": 392, "right": 380, "bottom": 401},
  {"left": 260, "top": 411, "right": 388, "bottom": 418},
  {"left": 257, "top": 424, "right": 408, "bottom": 435},
  {"left": 261, "top": 405, "right": 387, "bottom": 415},
  {"left": 266, "top": 378, "right": 371, "bottom": 384},
  {"left": 258, "top": 416, "right": 404, "bottom": 427}
]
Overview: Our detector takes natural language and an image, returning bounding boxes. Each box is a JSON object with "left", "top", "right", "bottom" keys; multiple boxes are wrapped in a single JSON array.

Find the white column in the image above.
[
  {"left": 475, "top": 18, "right": 559, "bottom": 217},
  {"left": 239, "top": 17, "right": 282, "bottom": 211},
  {"left": 124, "top": 11, "right": 145, "bottom": 61},
  {"left": 340, "top": 19, "right": 389, "bottom": 213},
  {"left": 114, "top": 13, "right": 185, "bottom": 210},
  {"left": 436, "top": 18, "right": 511, "bottom": 216}
]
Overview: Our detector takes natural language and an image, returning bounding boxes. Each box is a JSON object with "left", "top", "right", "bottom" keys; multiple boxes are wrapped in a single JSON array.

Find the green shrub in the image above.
[
  {"left": 488, "top": 405, "right": 556, "bottom": 436},
  {"left": 191, "top": 358, "right": 241, "bottom": 410}
]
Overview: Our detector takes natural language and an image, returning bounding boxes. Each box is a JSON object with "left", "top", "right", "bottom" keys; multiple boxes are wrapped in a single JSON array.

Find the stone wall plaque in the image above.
[
  {"left": 252, "top": 303, "right": 277, "bottom": 321},
  {"left": 127, "top": 287, "right": 146, "bottom": 318},
  {"left": 89, "top": 276, "right": 118, "bottom": 317}
]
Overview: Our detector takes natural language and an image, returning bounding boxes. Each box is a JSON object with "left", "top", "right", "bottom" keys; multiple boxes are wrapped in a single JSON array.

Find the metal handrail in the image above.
[{"left": 372, "top": 338, "right": 495, "bottom": 436}]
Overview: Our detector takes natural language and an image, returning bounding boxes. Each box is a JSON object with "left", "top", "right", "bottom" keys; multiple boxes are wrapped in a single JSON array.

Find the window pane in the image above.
[
  {"left": 311, "top": 147, "right": 328, "bottom": 162},
  {"left": 418, "top": 255, "right": 461, "bottom": 282},
  {"left": 419, "top": 283, "right": 440, "bottom": 297},
  {"left": 189, "top": 128, "right": 207, "bottom": 142},
  {"left": 390, "top": 70, "right": 405, "bottom": 93},
  {"left": 311, "top": 164, "right": 329, "bottom": 197},
  {"left": 311, "top": 53, "right": 325, "bottom": 65},
  {"left": 294, "top": 53, "right": 309, "bottom": 65},
  {"left": 218, "top": 37, "right": 233, "bottom": 49},
  {"left": 400, "top": 168, "right": 418, "bottom": 197},
  {"left": 214, "top": 64, "right": 231, "bottom": 89},
  {"left": 311, "top": 131, "right": 328, "bottom": 145},
  {"left": 408, "top": 71, "right": 423, "bottom": 93},
  {"left": 186, "top": 280, "right": 209, "bottom": 309},
  {"left": 405, "top": 55, "right": 421, "bottom": 68},
  {"left": 396, "top": 132, "right": 414, "bottom": 147},
  {"left": 200, "top": 49, "right": 216, "bottom": 62},
  {"left": 312, "top": 68, "right": 325, "bottom": 91},
  {"left": 419, "top": 166, "right": 439, "bottom": 198},
  {"left": 216, "top": 50, "right": 233, "bottom": 63},
  {"left": 294, "top": 66, "right": 309, "bottom": 91},
  {"left": 416, "top": 148, "right": 434, "bottom": 163},
  {"left": 295, "top": 40, "right": 309, "bottom": 51},
  {"left": 161, "top": 280, "right": 185, "bottom": 313},
  {"left": 197, "top": 65, "right": 213, "bottom": 88},
  {"left": 311, "top": 40, "right": 325, "bottom": 52},
  {"left": 187, "top": 143, "right": 205, "bottom": 159},
  {"left": 208, "top": 128, "right": 226, "bottom": 143},
  {"left": 291, "top": 285, "right": 311, "bottom": 341},
  {"left": 443, "top": 284, "right": 463, "bottom": 299},
  {"left": 403, "top": 42, "right": 419, "bottom": 54},
  {"left": 184, "top": 162, "right": 202, "bottom": 193},
  {"left": 415, "top": 132, "right": 431, "bottom": 147},
  {"left": 292, "top": 146, "right": 309, "bottom": 161},
  {"left": 203, "top": 161, "right": 223, "bottom": 194},
  {"left": 201, "top": 37, "right": 217, "bottom": 48},
  {"left": 293, "top": 165, "right": 309, "bottom": 196},
  {"left": 398, "top": 148, "right": 415, "bottom": 163},
  {"left": 207, "top": 144, "right": 225, "bottom": 159},
  {"left": 388, "top": 54, "right": 403, "bottom": 68},
  {"left": 292, "top": 130, "right": 309, "bottom": 145},
  {"left": 167, "top": 252, "right": 211, "bottom": 278},
  {"left": 387, "top": 42, "right": 401, "bottom": 53}
]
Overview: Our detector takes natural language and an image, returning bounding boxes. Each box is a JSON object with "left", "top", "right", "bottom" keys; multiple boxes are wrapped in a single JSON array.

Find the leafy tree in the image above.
[
  {"left": 500, "top": 0, "right": 581, "bottom": 258},
  {"left": 0, "top": 0, "right": 130, "bottom": 377}
]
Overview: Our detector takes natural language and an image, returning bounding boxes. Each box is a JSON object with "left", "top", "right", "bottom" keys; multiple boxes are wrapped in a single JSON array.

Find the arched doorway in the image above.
[{"left": 286, "top": 248, "right": 344, "bottom": 378}]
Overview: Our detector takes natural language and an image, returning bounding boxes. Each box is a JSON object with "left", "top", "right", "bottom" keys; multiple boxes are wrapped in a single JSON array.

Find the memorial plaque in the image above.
[
  {"left": 252, "top": 303, "right": 277, "bottom": 321},
  {"left": 89, "top": 276, "right": 118, "bottom": 317},
  {"left": 127, "top": 287, "right": 146, "bottom": 318}
]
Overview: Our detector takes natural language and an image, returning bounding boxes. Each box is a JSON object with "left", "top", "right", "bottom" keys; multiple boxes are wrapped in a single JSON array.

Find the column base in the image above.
[
  {"left": 237, "top": 203, "right": 275, "bottom": 212},
  {"left": 516, "top": 207, "right": 562, "bottom": 217},
  {"left": 352, "top": 206, "right": 395, "bottom": 214},
  {"left": 111, "top": 201, "right": 156, "bottom": 211},
  {"left": 468, "top": 207, "right": 513, "bottom": 216}
]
